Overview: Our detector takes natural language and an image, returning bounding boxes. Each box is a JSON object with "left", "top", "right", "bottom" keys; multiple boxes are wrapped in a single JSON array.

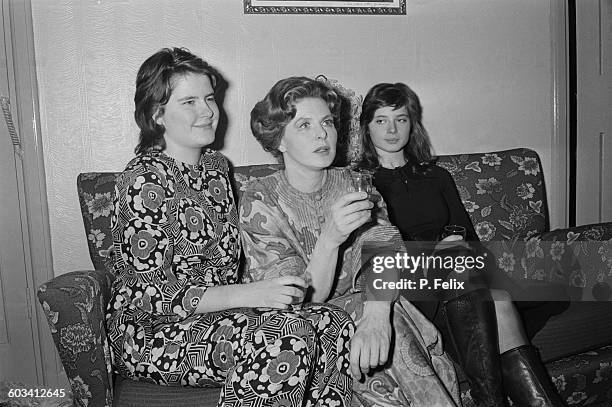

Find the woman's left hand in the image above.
[{"left": 349, "top": 301, "right": 392, "bottom": 379}]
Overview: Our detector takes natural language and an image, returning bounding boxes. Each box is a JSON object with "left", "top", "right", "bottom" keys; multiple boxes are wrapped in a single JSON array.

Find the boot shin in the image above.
[
  {"left": 501, "top": 345, "right": 566, "bottom": 407},
  {"left": 443, "top": 289, "right": 508, "bottom": 407}
]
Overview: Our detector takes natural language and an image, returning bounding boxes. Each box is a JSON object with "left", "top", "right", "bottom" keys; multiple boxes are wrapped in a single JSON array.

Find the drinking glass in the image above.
[
  {"left": 281, "top": 270, "right": 307, "bottom": 310},
  {"left": 291, "top": 286, "right": 305, "bottom": 310},
  {"left": 351, "top": 170, "right": 373, "bottom": 195},
  {"left": 441, "top": 224, "right": 467, "bottom": 240}
]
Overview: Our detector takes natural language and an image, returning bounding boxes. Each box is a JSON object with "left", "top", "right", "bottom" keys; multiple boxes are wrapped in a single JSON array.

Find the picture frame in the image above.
[{"left": 244, "top": 0, "right": 406, "bottom": 15}]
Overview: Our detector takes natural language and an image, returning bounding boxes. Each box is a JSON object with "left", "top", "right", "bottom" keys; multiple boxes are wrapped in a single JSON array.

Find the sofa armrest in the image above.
[
  {"left": 484, "top": 222, "right": 612, "bottom": 301},
  {"left": 37, "top": 269, "right": 115, "bottom": 407}
]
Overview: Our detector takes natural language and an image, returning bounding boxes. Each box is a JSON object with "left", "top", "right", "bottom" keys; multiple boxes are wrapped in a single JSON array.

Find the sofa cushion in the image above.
[
  {"left": 113, "top": 376, "right": 220, "bottom": 407},
  {"left": 532, "top": 302, "right": 612, "bottom": 363},
  {"left": 436, "top": 148, "right": 548, "bottom": 241}
]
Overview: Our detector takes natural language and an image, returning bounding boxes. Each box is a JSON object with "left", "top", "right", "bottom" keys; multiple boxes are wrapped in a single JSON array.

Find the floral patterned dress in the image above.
[
  {"left": 106, "top": 150, "right": 355, "bottom": 407},
  {"left": 239, "top": 168, "right": 461, "bottom": 407}
]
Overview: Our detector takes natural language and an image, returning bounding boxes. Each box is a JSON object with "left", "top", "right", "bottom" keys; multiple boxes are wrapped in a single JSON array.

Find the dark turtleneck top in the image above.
[{"left": 373, "top": 162, "right": 478, "bottom": 242}]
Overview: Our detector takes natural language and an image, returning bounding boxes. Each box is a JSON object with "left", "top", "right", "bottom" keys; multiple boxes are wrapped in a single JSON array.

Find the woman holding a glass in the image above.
[
  {"left": 107, "top": 49, "right": 356, "bottom": 407},
  {"left": 240, "top": 76, "right": 462, "bottom": 406},
  {"left": 357, "top": 82, "right": 565, "bottom": 407}
]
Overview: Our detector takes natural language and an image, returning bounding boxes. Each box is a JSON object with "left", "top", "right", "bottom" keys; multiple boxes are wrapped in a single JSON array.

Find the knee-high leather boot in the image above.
[
  {"left": 443, "top": 288, "right": 508, "bottom": 407},
  {"left": 501, "top": 345, "right": 566, "bottom": 407}
]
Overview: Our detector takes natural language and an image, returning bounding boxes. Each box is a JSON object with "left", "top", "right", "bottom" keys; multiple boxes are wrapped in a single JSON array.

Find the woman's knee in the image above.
[
  {"left": 490, "top": 289, "right": 513, "bottom": 303},
  {"left": 307, "top": 303, "right": 355, "bottom": 332},
  {"left": 267, "top": 312, "right": 318, "bottom": 342}
]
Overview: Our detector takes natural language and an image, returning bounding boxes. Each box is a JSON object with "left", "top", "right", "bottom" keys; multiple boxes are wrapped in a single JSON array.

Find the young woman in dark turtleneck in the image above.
[{"left": 357, "top": 82, "right": 565, "bottom": 407}]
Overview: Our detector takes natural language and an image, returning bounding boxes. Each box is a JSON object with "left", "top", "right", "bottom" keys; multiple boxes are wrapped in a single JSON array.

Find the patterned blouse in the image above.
[
  {"left": 109, "top": 149, "right": 241, "bottom": 324},
  {"left": 239, "top": 167, "right": 405, "bottom": 300}
]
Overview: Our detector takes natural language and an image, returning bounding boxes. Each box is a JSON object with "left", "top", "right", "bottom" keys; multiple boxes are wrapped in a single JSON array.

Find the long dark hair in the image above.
[
  {"left": 134, "top": 47, "right": 222, "bottom": 155},
  {"left": 359, "top": 82, "right": 434, "bottom": 171}
]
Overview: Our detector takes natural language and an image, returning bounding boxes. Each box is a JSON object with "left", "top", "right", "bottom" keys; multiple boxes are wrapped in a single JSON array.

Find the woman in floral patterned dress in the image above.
[
  {"left": 240, "top": 76, "right": 461, "bottom": 407},
  {"left": 357, "top": 82, "right": 565, "bottom": 407},
  {"left": 106, "top": 48, "right": 355, "bottom": 407}
]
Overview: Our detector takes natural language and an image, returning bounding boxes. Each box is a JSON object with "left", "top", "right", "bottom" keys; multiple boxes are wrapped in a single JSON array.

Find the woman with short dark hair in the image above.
[
  {"left": 241, "top": 76, "right": 461, "bottom": 406},
  {"left": 133, "top": 48, "right": 222, "bottom": 155},
  {"left": 107, "top": 48, "right": 355, "bottom": 407}
]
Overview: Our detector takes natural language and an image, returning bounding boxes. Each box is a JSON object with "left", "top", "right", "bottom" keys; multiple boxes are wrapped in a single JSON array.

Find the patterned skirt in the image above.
[{"left": 108, "top": 303, "right": 355, "bottom": 407}]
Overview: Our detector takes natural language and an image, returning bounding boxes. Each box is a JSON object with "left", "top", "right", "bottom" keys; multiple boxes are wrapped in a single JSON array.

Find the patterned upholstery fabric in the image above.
[
  {"left": 77, "top": 172, "right": 118, "bottom": 273},
  {"left": 460, "top": 345, "right": 612, "bottom": 407},
  {"left": 231, "top": 150, "right": 548, "bottom": 242},
  {"left": 486, "top": 223, "right": 612, "bottom": 301},
  {"left": 546, "top": 345, "right": 612, "bottom": 406},
  {"left": 436, "top": 149, "right": 548, "bottom": 241},
  {"left": 37, "top": 269, "right": 114, "bottom": 407},
  {"left": 36, "top": 148, "right": 612, "bottom": 406}
]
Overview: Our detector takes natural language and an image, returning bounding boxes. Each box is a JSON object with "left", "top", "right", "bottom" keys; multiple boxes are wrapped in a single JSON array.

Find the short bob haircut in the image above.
[
  {"left": 134, "top": 47, "right": 222, "bottom": 155},
  {"left": 250, "top": 76, "right": 341, "bottom": 162},
  {"left": 359, "top": 82, "right": 434, "bottom": 171}
]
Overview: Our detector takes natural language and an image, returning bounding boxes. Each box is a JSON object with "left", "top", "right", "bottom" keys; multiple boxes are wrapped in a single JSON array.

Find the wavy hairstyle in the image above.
[
  {"left": 250, "top": 76, "right": 341, "bottom": 163},
  {"left": 358, "top": 82, "right": 434, "bottom": 171},
  {"left": 134, "top": 47, "right": 222, "bottom": 155}
]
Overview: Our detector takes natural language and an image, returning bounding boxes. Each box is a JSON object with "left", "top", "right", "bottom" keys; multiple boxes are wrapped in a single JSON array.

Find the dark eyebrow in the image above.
[
  {"left": 375, "top": 113, "right": 408, "bottom": 118},
  {"left": 176, "top": 92, "right": 214, "bottom": 102}
]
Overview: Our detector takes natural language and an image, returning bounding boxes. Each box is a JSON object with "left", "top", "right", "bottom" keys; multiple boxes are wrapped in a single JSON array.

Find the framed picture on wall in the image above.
[{"left": 244, "top": 0, "right": 406, "bottom": 15}]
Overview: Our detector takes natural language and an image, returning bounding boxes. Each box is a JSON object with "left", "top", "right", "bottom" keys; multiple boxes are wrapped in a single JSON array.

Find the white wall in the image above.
[{"left": 32, "top": 0, "right": 557, "bottom": 275}]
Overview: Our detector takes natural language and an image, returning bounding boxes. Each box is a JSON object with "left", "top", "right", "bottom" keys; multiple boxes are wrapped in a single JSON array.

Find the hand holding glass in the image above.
[{"left": 351, "top": 171, "right": 373, "bottom": 196}]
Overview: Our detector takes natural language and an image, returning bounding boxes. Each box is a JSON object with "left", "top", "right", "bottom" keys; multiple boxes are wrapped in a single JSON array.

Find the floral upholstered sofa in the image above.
[{"left": 37, "top": 147, "right": 612, "bottom": 407}]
